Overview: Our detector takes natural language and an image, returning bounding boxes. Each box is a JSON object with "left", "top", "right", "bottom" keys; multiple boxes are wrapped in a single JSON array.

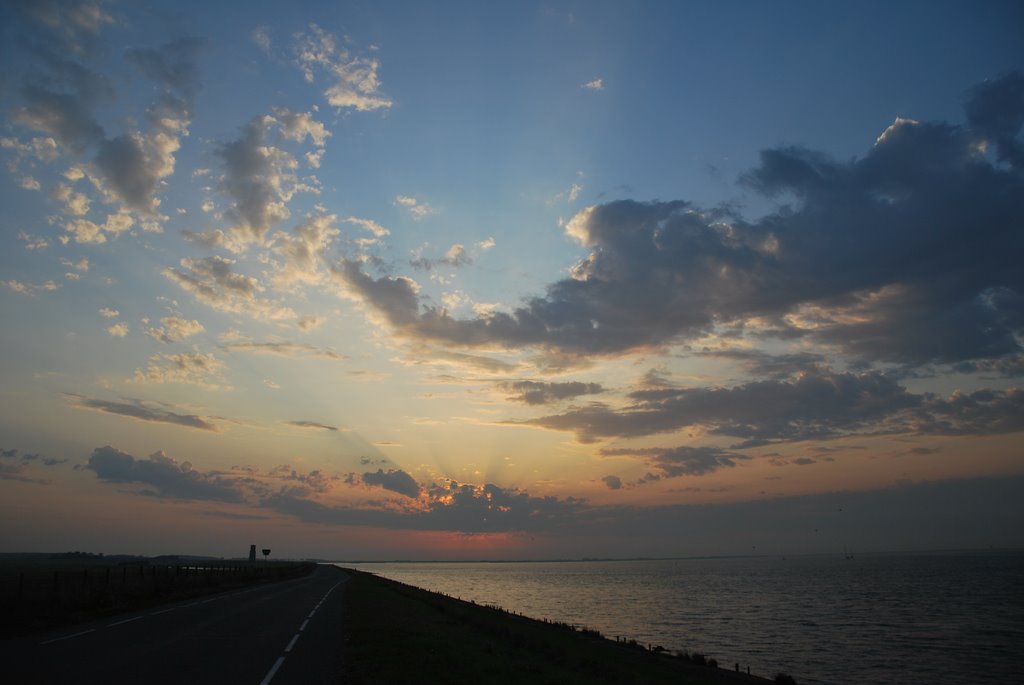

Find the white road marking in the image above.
[
  {"left": 299, "top": 619, "right": 309, "bottom": 632},
  {"left": 151, "top": 607, "right": 176, "bottom": 615},
  {"left": 259, "top": 656, "right": 286, "bottom": 685},
  {"left": 107, "top": 616, "right": 143, "bottom": 627},
  {"left": 40, "top": 629, "right": 96, "bottom": 645},
  {"left": 285, "top": 633, "right": 300, "bottom": 653}
]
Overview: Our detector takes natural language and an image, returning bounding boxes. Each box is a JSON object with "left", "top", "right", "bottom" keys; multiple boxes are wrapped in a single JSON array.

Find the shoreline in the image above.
[{"left": 341, "top": 567, "right": 785, "bottom": 684}]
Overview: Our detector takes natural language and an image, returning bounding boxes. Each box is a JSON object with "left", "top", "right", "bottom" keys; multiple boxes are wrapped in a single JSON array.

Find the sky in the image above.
[{"left": 1, "top": 0, "right": 1022, "bottom": 561}]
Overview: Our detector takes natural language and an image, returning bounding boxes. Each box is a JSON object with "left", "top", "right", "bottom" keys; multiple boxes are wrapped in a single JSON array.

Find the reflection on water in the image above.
[{"left": 345, "top": 551, "right": 1024, "bottom": 684}]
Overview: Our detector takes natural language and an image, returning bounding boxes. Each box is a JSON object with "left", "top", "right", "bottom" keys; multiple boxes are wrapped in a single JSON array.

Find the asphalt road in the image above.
[{"left": 0, "top": 564, "right": 348, "bottom": 684}]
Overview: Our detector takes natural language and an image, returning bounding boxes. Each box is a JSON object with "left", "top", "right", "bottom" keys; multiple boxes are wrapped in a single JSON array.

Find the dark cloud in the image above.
[
  {"left": 334, "top": 73, "right": 1024, "bottom": 371},
  {"left": 267, "top": 479, "right": 583, "bottom": 533},
  {"left": 8, "top": 0, "right": 113, "bottom": 55},
  {"left": 360, "top": 468, "right": 422, "bottom": 498},
  {"left": 602, "top": 475, "right": 623, "bottom": 490},
  {"left": 15, "top": 58, "right": 110, "bottom": 154},
  {"left": 89, "top": 38, "right": 204, "bottom": 213},
  {"left": 952, "top": 354, "right": 1024, "bottom": 378},
  {"left": 520, "top": 370, "right": 1024, "bottom": 446},
  {"left": 288, "top": 420, "right": 339, "bottom": 432},
  {"left": 67, "top": 394, "right": 219, "bottom": 431},
  {"left": 601, "top": 445, "right": 747, "bottom": 478},
  {"left": 125, "top": 37, "right": 204, "bottom": 96},
  {"left": 914, "top": 388, "right": 1024, "bottom": 436},
  {"left": 213, "top": 115, "right": 311, "bottom": 246},
  {"left": 964, "top": 71, "right": 1024, "bottom": 168},
  {"left": 87, "top": 445, "right": 243, "bottom": 502},
  {"left": 701, "top": 350, "right": 826, "bottom": 379},
  {"left": 500, "top": 380, "right": 604, "bottom": 405},
  {"left": 520, "top": 370, "right": 920, "bottom": 444}
]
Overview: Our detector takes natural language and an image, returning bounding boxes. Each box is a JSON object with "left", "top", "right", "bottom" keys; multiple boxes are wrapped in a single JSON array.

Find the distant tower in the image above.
[{"left": 249, "top": 544, "right": 256, "bottom": 563}]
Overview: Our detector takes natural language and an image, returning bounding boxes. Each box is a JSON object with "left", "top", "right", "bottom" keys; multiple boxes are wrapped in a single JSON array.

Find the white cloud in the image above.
[
  {"left": 345, "top": 216, "right": 391, "bottom": 239},
  {"left": 98, "top": 308, "right": 119, "bottom": 318},
  {"left": 581, "top": 78, "right": 604, "bottom": 91},
  {"left": 133, "top": 350, "right": 225, "bottom": 387},
  {"left": 272, "top": 107, "right": 331, "bottom": 147},
  {"left": 568, "top": 182, "right": 583, "bottom": 202},
  {"left": 295, "top": 24, "right": 392, "bottom": 112},
  {"left": 18, "top": 232, "right": 49, "bottom": 250},
  {"left": 62, "top": 210, "right": 134, "bottom": 244},
  {"left": 163, "top": 255, "right": 297, "bottom": 321},
  {"left": 394, "top": 195, "right": 436, "bottom": 220},
  {"left": 146, "top": 316, "right": 205, "bottom": 343},
  {"left": 107, "top": 322, "right": 129, "bottom": 337},
  {"left": 252, "top": 26, "right": 271, "bottom": 52},
  {"left": 268, "top": 213, "right": 340, "bottom": 290},
  {"left": 4, "top": 279, "right": 59, "bottom": 295}
]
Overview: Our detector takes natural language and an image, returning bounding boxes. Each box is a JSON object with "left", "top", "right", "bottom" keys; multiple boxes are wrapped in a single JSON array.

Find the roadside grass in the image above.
[{"left": 341, "top": 568, "right": 773, "bottom": 685}]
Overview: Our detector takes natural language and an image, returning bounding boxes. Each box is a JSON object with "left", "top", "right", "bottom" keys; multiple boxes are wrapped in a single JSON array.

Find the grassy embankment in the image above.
[
  {"left": 342, "top": 568, "right": 785, "bottom": 685},
  {"left": 0, "top": 552, "right": 315, "bottom": 637}
]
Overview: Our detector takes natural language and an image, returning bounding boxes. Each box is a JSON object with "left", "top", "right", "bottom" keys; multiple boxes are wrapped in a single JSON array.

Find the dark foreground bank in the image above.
[
  {"left": 341, "top": 567, "right": 786, "bottom": 684},
  {"left": 0, "top": 552, "right": 316, "bottom": 637}
]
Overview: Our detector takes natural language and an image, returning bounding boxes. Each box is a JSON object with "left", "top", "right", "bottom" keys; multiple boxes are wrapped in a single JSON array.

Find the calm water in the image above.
[{"left": 343, "top": 551, "right": 1024, "bottom": 684}]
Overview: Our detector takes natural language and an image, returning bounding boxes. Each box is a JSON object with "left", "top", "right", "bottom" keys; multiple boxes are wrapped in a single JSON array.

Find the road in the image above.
[{"left": 0, "top": 564, "right": 348, "bottom": 684}]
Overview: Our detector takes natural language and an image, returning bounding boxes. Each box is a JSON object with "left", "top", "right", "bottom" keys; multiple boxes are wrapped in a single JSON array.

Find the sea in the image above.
[{"left": 342, "top": 550, "right": 1024, "bottom": 685}]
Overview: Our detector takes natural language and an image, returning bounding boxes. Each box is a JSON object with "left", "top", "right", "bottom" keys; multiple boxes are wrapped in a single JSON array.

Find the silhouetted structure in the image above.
[{"left": 248, "top": 545, "right": 256, "bottom": 563}]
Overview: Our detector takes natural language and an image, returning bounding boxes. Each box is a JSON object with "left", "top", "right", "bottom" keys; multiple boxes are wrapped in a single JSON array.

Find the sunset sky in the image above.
[{"left": 1, "top": 0, "right": 1022, "bottom": 560}]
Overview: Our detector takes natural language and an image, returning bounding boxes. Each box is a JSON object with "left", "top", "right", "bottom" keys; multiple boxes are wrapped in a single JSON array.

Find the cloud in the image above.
[
  {"left": 581, "top": 79, "right": 604, "bottom": 91},
  {"left": 964, "top": 71, "right": 1024, "bottom": 168},
  {"left": 10, "top": 26, "right": 202, "bottom": 229},
  {"left": 268, "top": 478, "right": 584, "bottom": 533},
  {"left": 288, "top": 420, "right": 339, "bottom": 432},
  {"left": 409, "top": 244, "right": 471, "bottom": 272},
  {"left": 345, "top": 216, "right": 390, "bottom": 239},
  {"left": 0, "top": 446, "right": 66, "bottom": 483},
  {"left": 272, "top": 107, "right": 331, "bottom": 148},
  {"left": 87, "top": 445, "right": 242, "bottom": 502},
  {"left": 268, "top": 213, "right": 339, "bottom": 290},
  {"left": 952, "top": 354, "right": 1024, "bottom": 378},
  {"left": 251, "top": 26, "right": 271, "bottom": 52},
  {"left": 294, "top": 24, "right": 392, "bottom": 111},
  {"left": 209, "top": 116, "right": 309, "bottom": 248},
  {"left": 360, "top": 468, "right": 422, "bottom": 498},
  {"left": 520, "top": 369, "right": 1024, "bottom": 446},
  {"left": 62, "top": 210, "right": 133, "bottom": 243},
  {"left": 145, "top": 316, "right": 205, "bottom": 343},
  {"left": 333, "top": 74, "right": 1024, "bottom": 373},
  {"left": 67, "top": 394, "right": 219, "bottom": 432},
  {"left": 601, "top": 445, "right": 747, "bottom": 479},
  {"left": 106, "top": 322, "right": 128, "bottom": 337},
  {"left": 17, "top": 230, "right": 49, "bottom": 250},
  {"left": 703, "top": 350, "right": 826, "bottom": 379},
  {"left": 10, "top": 0, "right": 113, "bottom": 55},
  {"left": 163, "top": 256, "right": 296, "bottom": 321},
  {"left": 98, "top": 307, "right": 119, "bottom": 318},
  {"left": 914, "top": 387, "right": 1024, "bottom": 437},
  {"left": 221, "top": 338, "right": 346, "bottom": 360},
  {"left": 500, "top": 380, "right": 604, "bottom": 405},
  {"left": 4, "top": 279, "right": 59, "bottom": 295},
  {"left": 132, "top": 351, "right": 225, "bottom": 387},
  {"left": 602, "top": 475, "right": 623, "bottom": 490},
  {"left": 394, "top": 195, "right": 436, "bottom": 220},
  {"left": 87, "top": 38, "right": 203, "bottom": 215},
  {"left": 520, "top": 369, "right": 922, "bottom": 444}
]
